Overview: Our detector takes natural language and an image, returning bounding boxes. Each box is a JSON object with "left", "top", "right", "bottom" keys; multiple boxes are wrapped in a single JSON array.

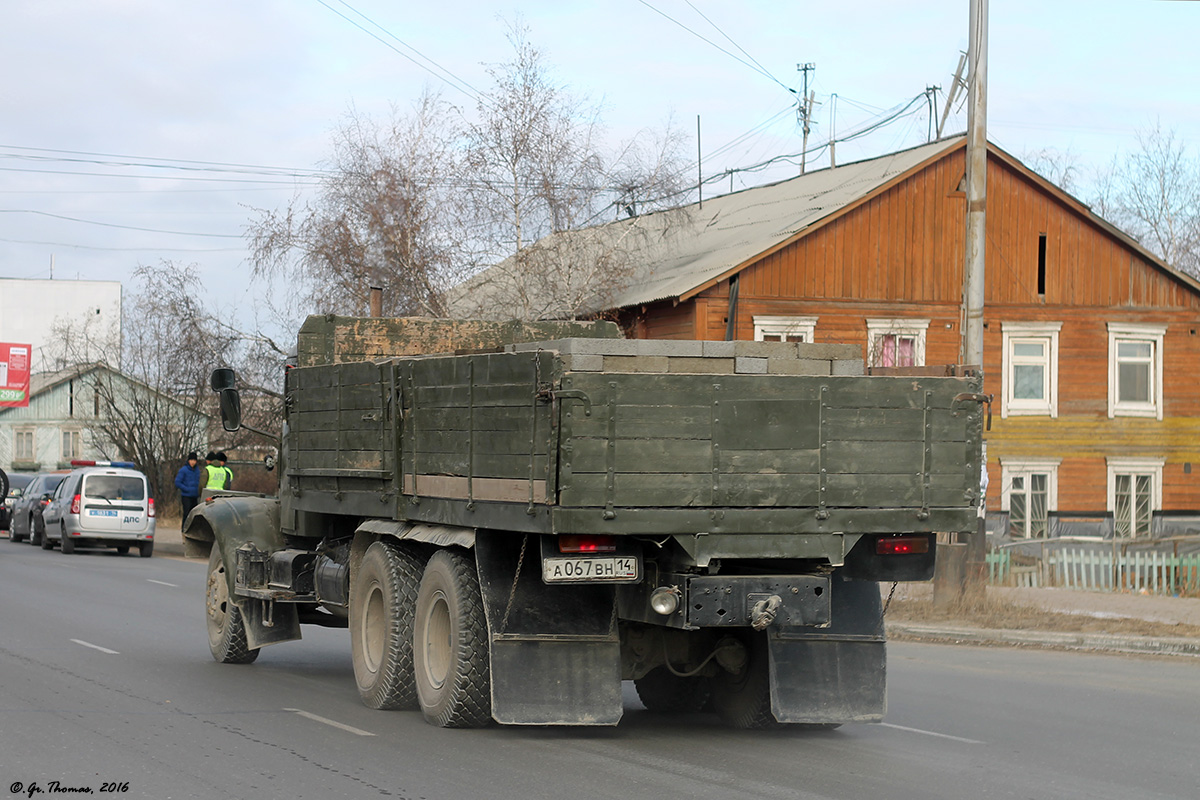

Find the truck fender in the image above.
[
  {"left": 184, "top": 495, "right": 300, "bottom": 650},
  {"left": 355, "top": 519, "right": 475, "bottom": 549}
]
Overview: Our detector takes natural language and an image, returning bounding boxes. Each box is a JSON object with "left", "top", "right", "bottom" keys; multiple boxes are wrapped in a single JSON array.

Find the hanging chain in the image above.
[
  {"left": 882, "top": 581, "right": 899, "bottom": 615},
  {"left": 500, "top": 533, "right": 529, "bottom": 633}
]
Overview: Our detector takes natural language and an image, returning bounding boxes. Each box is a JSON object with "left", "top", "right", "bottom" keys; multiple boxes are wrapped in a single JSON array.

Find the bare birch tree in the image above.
[
  {"left": 1093, "top": 123, "right": 1200, "bottom": 277},
  {"left": 248, "top": 91, "right": 465, "bottom": 317},
  {"left": 452, "top": 25, "right": 690, "bottom": 320}
]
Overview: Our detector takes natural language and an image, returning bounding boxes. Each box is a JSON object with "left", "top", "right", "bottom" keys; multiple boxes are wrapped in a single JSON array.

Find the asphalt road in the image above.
[{"left": 2, "top": 542, "right": 1198, "bottom": 800}]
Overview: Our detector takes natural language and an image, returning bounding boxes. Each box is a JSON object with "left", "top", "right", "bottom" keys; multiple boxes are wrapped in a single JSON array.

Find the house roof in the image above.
[
  {"left": 29, "top": 363, "right": 104, "bottom": 397},
  {"left": 451, "top": 134, "right": 1200, "bottom": 316}
]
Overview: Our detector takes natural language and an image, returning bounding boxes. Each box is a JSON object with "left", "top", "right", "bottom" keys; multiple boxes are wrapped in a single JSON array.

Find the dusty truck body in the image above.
[{"left": 187, "top": 315, "right": 986, "bottom": 729}]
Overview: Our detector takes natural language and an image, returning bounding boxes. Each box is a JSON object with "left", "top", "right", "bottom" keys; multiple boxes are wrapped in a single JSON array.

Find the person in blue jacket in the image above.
[{"left": 174, "top": 452, "right": 202, "bottom": 530}]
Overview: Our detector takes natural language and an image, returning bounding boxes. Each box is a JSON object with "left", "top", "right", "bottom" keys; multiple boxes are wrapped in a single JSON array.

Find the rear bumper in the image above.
[{"left": 64, "top": 530, "right": 154, "bottom": 542}]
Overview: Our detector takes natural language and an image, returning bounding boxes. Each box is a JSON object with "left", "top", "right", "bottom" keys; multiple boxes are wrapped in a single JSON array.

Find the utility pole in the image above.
[
  {"left": 926, "top": 85, "right": 941, "bottom": 142},
  {"left": 963, "top": 0, "right": 989, "bottom": 598},
  {"left": 963, "top": 1, "right": 987, "bottom": 372},
  {"left": 938, "top": 52, "right": 968, "bottom": 139},
  {"left": 697, "top": 115, "right": 703, "bottom": 209},
  {"left": 796, "top": 63, "right": 816, "bottom": 174},
  {"left": 828, "top": 93, "right": 838, "bottom": 168}
]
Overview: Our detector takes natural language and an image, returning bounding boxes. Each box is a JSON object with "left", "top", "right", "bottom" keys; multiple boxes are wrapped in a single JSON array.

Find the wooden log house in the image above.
[{"left": 455, "top": 136, "right": 1200, "bottom": 541}]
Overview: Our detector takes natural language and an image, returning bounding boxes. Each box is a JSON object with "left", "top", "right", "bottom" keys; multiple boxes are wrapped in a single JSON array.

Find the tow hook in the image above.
[{"left": 749, "top": 594, "right": 782, "bottom": 631}]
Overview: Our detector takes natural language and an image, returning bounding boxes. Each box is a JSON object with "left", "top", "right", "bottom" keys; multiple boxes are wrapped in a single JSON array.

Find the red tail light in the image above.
[
  {"left": 558, "top": 534, "right": 617, "bottom": 553},
  {"left": 70, "top": 494, "right": 81, "bottom": 515},
  {"left": 148, "top": 498, "right": 156, "bottom": 518},
  {"left": 876, "top": 535, "right": 930, "bottom": 555}
]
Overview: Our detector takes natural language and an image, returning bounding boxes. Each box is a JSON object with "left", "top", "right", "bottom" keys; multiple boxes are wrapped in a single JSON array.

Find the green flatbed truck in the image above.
[{"left": 186, "top": 315, "right": 986, "bottom": 729}]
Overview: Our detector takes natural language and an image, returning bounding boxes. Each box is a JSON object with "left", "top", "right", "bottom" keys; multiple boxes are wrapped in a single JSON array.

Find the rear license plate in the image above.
[
  {"left": 89, "top": 509, "right": 118, "bottom": 517},
  {"left": 543, "top": 556, "right": 640, "bottom": 583}
]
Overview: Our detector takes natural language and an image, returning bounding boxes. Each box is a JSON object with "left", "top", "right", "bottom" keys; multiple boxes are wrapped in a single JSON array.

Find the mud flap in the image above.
[
  {"left": 240, "top": 599, "right": 301, "bottom": 650},
  {"left": 475, "top": 533, "right": 623, "bottom": 725},
  {"left": 767, "top": 574, "right": 886, "bottom": 724}
]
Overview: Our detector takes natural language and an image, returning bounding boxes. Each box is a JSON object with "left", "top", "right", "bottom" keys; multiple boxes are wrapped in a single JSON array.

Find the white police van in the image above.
[{"left": 42, "top": 461, "right": 156, "bottom": 557}]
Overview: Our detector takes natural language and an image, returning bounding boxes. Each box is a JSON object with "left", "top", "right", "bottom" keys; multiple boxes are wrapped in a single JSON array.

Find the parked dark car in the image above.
[
  {"left": 1, "top": 473, "right": 36, "bottom": 533},
  {"left": 8, "top": 472, "right": 69, "bottom": 545}
]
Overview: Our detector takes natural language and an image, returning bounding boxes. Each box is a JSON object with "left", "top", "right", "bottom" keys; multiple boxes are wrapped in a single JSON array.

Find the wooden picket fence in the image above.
[{"left": 987, "top": 546, "right": 1200, "bottom": 596}]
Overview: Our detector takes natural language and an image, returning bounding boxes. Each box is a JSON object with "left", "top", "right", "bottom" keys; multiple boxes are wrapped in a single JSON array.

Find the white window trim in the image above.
[
  {"left": 1001, "top": 322, "right": 1061, "bottom": 419},
  {"left": 753, "top": 315, "right": 817, "bottom": 343},
  {"left": 61, "top": 428, "right": 83, "bottom": 461},
  {"left": 1107, "top": 322, "right": 1166, "bottom": 420},
  {"left": 865, "top": 318, "right": 929, "bottom": 368},
  {"left": 13, "top": 427, "right": 36, "bottom": 461},
  {"left": 1106, "top": 457, "right": 1163, "bottom": 538},
  {"left": 1000, "top": 458, "right": 1060, "bottom": 538}
]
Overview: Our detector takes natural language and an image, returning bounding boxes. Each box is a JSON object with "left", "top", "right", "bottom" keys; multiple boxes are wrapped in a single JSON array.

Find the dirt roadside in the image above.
[{"left": 884, "top": 581, "right": 1200, "bottom": 639}]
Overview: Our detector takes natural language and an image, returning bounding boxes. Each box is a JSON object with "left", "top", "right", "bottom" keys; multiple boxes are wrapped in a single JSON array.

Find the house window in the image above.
[
  {"left": 1107, "top": 459, "right": 1163, "bottom": 538},
  {"left": 1001, "top": 322, "right": 1061, "bottom": 418},
  {"left": 866, "top": 319, "right": 929, "bottom": 368},
  {"left": 61, "top": 430, "right": 82, "bottom": 461},
  {"left": 753, "top": 315, "right": 817, "bottom": 343},
  {"left": 1001, "top": 460, "right": 1059, "bottom": 539},
  {"left": 14, "top": 429, "right": 35, "bottom": 461},
  {"left": 1107, "top": 323, "right": 1166, "bottom": 419}
]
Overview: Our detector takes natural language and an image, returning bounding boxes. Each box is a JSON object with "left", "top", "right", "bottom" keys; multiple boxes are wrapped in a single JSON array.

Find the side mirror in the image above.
[
  {"left": 210, "top": 368, "right": 237, "bottom": 392},
  {"left": 210, "top": 368, "right": 242, "bottom": 432}
]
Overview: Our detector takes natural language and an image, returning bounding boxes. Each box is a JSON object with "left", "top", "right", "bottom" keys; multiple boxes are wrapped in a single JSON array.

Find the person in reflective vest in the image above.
[
  {"left": 216, "top": 452, "right": 233, "bottom": 490},
  {"left": 203, "top": 451, "right": 227, "bottom": 491}
]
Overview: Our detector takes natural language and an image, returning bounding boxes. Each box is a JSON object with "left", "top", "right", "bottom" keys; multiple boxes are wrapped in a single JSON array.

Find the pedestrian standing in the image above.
[
  {"left": 174, "top": 452, "right": 201, "bottom": 530},
  {"left": 201, "top": 450, "right": 223, "bottom": 492},
  {"left": 216, "top": 452, "right": 233, "bottom": 490}
]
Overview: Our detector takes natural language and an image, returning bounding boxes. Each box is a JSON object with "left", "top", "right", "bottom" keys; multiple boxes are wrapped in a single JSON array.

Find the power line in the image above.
[
  {"left": 332, "top": 1, "right": 484, "bottom": 101},
  {"left": 0, "top": 210, "right": 243, "bottom": 238},
  {"left": 0, "top": 144, "right": 331, "bottom": 177},
  {"left": 635, "top": 0, "right": 795, "bottom": 94},
  {"left": 314, "top": 0, "right": 482, "bottom": 102},
  {"left": 0, "top": 166, "right": 320, "bottom": 185},
  {"left": 681, "top": 0, "right": 787, "bottom": 89},
  {"left": 0, "top": 238, "right": 246, "bottom": 253}
]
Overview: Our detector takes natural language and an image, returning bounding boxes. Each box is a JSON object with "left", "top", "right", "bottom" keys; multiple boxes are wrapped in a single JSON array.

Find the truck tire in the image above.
[
  {"left": 634, "top": 668, "right": 712, "bottom": 713},
  {"left": 710, "top": 633, "right": 776, "bottom": 729},
  {"left": 350, "top": 540, "right": 423, "bottom": 710},
  {"left": 413, "top": 549, "right": 491, "bottom": 728},
  {"left": 206, "top": 547, "right": 260, "bottom": 664}
]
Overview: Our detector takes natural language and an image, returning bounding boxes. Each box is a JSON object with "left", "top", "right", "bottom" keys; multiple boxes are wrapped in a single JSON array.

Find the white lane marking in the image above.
[
  {"left": 70, "top": 639, "right": 119, "bottom": 655},
  {"left": 283, "top": 708, "right": 375, "bottom": 737},
  {"left": 879, "top": 722, "right": 984, "bottom": 744},
  {"left": 146, "top": 579, "right": 178, "bottom": 587}
]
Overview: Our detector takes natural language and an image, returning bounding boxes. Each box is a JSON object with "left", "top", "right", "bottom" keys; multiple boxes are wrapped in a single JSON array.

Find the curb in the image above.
[{"left": 887, "top": 622, "right": 1200, "bottom": 657}]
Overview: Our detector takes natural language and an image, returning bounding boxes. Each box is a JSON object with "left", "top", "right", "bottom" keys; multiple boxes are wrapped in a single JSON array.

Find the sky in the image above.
[{"left": 2, "top": 0, "right": 1198, "bottom": 337}]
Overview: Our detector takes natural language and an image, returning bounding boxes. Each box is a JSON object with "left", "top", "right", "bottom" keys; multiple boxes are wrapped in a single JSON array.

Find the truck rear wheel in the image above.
[
  {"left": 711, "top": 633, "right": 776, "bottom": 729},
  {"left": 413, "top": 550, "right": 491, "bottom": 728},
  {"left": 634, "top": 668, "right": 712, "bottom": 713},
  {"left": 351, "top": 540, "right": 423, "bottom": 710},
  {"left": 206, "top": 547, "right": 260, "bottom": 664}
]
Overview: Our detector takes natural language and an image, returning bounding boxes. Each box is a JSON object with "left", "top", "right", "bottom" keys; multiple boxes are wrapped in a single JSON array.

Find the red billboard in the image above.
[{"left": 0, "top": 343, "right": 31, "bottom": 408}]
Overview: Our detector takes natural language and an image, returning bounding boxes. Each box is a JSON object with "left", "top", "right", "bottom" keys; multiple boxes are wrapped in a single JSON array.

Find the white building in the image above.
[{"left": 0, "top": 278, "right": 122, "bottom": 371}]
